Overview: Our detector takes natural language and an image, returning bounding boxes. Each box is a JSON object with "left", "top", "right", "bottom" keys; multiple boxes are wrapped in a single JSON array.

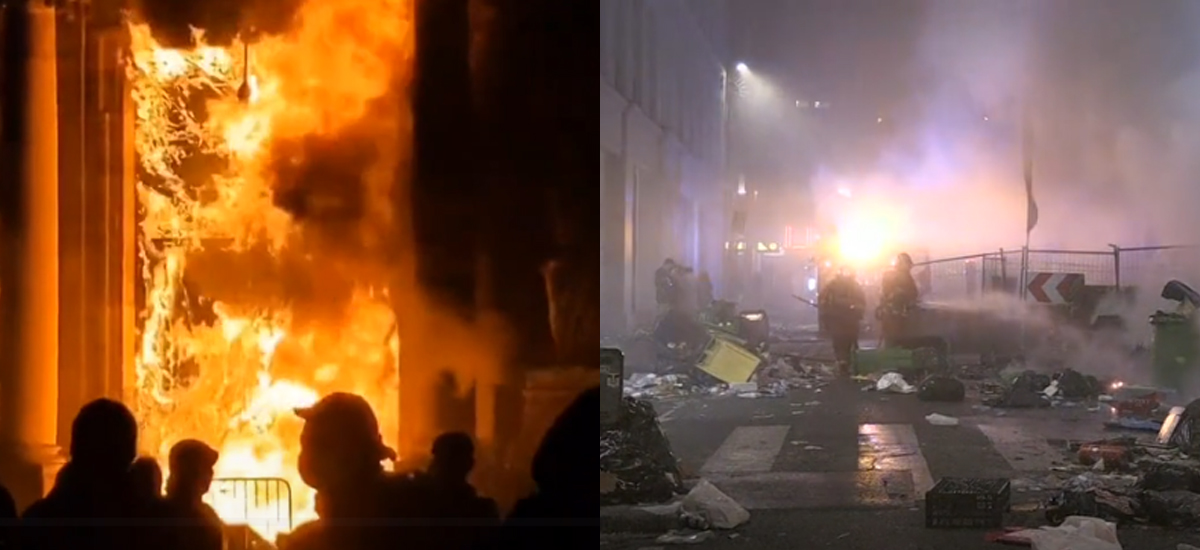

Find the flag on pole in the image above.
[{"left": 1023, "top": 104, "right": 1038, "bottom": 234}]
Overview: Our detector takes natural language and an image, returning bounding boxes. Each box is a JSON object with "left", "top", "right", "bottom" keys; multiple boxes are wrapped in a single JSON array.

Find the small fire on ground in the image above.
[{"left": 127, "top": 0, "right": 412, "bottom": 541}]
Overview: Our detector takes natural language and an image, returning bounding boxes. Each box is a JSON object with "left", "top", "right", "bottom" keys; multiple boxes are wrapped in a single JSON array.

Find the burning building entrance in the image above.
[
  {"left": 2, "top": 0, "right": 595, "bottom": 542},
  {"left": 124, "top": 0, "right": 412, "bottom": 539}
]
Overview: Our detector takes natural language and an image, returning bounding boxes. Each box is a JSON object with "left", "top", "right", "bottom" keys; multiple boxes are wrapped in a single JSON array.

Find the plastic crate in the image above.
[{"left": 925, "top": 477, "right": 1010, "bottom": 529}]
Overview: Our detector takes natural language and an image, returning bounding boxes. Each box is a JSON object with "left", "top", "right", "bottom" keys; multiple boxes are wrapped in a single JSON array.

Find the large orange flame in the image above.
[{"left": 127, "top": 0, "right": 412, "bottom": 541}]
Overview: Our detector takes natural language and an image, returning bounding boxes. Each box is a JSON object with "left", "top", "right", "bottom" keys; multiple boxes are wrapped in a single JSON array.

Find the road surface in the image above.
[{"left": 602, "top": 365, "right": 1200, "bottom": 550}]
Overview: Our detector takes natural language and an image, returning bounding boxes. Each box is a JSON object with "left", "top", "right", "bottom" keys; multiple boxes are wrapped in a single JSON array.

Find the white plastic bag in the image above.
[
  {"left": 925, "top": 413, "right": 959, "bottom": 426},
  {"left": 877, "top": 372, "right": 916, "bottom": 394},
  {"left": 1014, "top": 516, "right": 1121, "bottom": 550},
  {"left": 680, "top": 479, "right": 750, "bottom": 529}
]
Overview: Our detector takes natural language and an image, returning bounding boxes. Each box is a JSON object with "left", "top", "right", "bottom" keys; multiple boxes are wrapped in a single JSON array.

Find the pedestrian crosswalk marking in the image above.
[
  {"left": 859, "top": 424, "right": 935, "bottom": 498},
  {"left": 700, "top": 425, "right": 790, "bottom": 475}
]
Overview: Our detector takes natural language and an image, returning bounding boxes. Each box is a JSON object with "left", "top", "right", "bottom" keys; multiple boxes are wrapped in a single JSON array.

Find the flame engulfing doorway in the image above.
[{"left": 125, "top": 0, "right": 412, "bottom": 539}]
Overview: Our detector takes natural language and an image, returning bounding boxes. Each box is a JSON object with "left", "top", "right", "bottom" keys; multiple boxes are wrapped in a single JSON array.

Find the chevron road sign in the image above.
[{"left": 1027, "top": 272, "right": 1084, "bottom": 304}]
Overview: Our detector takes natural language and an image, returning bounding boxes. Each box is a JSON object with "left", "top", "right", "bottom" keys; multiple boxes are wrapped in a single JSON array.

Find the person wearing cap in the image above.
[
  {"left": 163, "top": 439, "right": 224, "bottom": 550},
  {"left": 286, "top": 392, "right": 404, "bottom": 550}
]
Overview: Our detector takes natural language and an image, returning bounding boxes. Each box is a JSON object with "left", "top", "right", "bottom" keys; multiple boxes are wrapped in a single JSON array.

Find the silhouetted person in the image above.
[
  {"left": 409, "top": 432, "right": 497, "bottom": 549},
  {"left": 0, "top": 484, "right": 17, "bottom": 549},
  {"left": 129, "top": 457, "right": 164, "bottom": 503},
  {"left": 498, "top": 387, "right": 598, "bottom": 547},
  {"left": 21, "top": 398, "right": 160, "bottom": 550},
  {"left": 163, "top": 440, "right": 223, "bottom": 550},
  {"left": 282, "top": 393, "right": 403, "bottom": 550}
]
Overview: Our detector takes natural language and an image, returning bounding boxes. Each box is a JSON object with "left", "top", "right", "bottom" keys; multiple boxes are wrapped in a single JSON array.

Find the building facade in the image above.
[{"left": 600, "top": 0, "right": 731, "bottom": 335}]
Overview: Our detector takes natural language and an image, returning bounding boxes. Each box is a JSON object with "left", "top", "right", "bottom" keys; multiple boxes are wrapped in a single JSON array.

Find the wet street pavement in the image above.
[{"left": 602, "top": 362, "right": 1200, "bottom": 549}]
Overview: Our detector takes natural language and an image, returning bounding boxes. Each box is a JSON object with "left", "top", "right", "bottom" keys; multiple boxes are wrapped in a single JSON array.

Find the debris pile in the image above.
[
  {"left": 600, "top": 396, "right": 684, "bottom": 505},
  {"left": 984, "top": 368, "right": 1104, "bottom": 409},
  {"left": 624, "top": 373, "right": 719, "bottom": 400},
  {"left": 1043, "top": 449, "right": 1200, "bottom": 528}
]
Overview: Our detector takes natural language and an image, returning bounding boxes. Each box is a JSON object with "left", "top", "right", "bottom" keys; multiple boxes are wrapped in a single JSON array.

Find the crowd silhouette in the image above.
[{"left": 0, "top": 387, "right": 598, "bottom": 550}]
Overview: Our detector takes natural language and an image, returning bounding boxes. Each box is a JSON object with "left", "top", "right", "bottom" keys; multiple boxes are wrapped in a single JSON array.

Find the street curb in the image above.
[{"left": 600, "top": 503, "right": 681, "bottom": 533}]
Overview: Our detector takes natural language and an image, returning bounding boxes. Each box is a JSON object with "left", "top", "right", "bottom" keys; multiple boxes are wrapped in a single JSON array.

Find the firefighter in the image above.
[
  {"left": 878, "top": 252, "right": 920, "bottom": 347},
  {"left": 819, "top": 267, "right": 866, "bottom": 375}
]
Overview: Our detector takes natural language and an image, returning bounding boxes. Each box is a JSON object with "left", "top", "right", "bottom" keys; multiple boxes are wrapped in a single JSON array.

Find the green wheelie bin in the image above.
[{"left": 1151, "top": 311, "right": 1199, "bottom": 392}]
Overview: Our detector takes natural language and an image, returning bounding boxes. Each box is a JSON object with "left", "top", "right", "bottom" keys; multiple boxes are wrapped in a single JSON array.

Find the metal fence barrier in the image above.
[
  {"left": 205, "top": 477, "right": 293, "bottom": 544},
  {"left": 913, "top": 245, "right": 1199, "bottom": 301}
]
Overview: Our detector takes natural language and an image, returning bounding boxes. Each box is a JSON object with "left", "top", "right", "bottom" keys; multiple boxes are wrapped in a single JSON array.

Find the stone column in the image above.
[{"left": 0, "top": 1, "right": 64, "bottom": 511}]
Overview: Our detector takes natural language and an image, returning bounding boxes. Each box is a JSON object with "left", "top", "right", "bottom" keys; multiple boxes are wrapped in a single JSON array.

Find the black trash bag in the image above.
[
  {"left": 917, "top": 375, "right": 965, "bottom": 402},
  {"left": 1013, "top": 370, "right": 1051, "bottom": 393},
  {"left": 985, "top": 370, "right": 1051, "bottom": 408},
  {"left": 600, "top": 397, "right": 684, "bottom": 505},
  {"left": 1169, "top": 399, "right": 1200, "bottom": 455},
  {"left": 1052, "top": 368, "right": 1101, "bottom": 399},
  {"left": 1136, "top": 462, "right": 1200, "bottom": 493},
  {"left": 1140, "top": 490, "right": 1200, "bottom": 528}
]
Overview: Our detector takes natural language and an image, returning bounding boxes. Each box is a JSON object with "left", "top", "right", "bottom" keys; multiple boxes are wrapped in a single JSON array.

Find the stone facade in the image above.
[{"left": 600, "top": 0, "right": 731, "bottom": 335}]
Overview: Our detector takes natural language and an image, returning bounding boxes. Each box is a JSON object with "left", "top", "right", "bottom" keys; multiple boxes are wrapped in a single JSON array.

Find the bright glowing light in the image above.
[
  {"left": 836, "top": 187, "right": 852, "bottom": 198},
  {"left": 735, "top": 62, "right": 749, "bottom": 74},
  {"left": 831, "top": 199, "right": 904, "bottom": 266},
  {"left": 737, "top": 179, "right": 747, "bottom": 196},
  {"left": 807, "top": 278, "right": 817, "bottom": 292}
]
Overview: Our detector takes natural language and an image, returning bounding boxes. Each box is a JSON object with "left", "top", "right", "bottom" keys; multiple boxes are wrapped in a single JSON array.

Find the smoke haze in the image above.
[{"left": 787, "top": 1, "right": 1200, "bottom": 255}]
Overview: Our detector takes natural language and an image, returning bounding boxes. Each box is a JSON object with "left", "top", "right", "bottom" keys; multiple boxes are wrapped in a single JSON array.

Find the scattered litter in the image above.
[
  {"left": 803, "top": 445, "right": 823, "bottom": 451},
  {"left": 680, "top": 479, "right": 750, "bottom": 529},
  {"left": 926, "top": 413, "right": 959, "bottom": 426},
  {"left": 655, "top": 530, "right": 715, "bottom": 545},
  {"left": 728, "top": 382, "right": 756, "bottom": 394},
  {"left": 625, "top": 373, "right": 713, "bottom": 399},
  {"left": 877, "top": 372, "right": 916, "bottom": 394}
]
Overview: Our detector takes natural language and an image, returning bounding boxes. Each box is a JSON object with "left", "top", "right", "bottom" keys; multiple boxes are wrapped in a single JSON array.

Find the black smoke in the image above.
[{"left": 134, "top": 0, "right": 306, "bottom": 48}]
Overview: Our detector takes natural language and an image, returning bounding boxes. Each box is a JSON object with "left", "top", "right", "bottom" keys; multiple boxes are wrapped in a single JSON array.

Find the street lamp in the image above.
[{"left": 735, "top": 62, "right": 749, "bottom": 74}]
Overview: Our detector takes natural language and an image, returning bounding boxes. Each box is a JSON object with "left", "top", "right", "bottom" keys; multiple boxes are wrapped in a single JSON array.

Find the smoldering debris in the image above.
[{"left": 134, "top": 0, "right": 306, "bottom": 48}]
